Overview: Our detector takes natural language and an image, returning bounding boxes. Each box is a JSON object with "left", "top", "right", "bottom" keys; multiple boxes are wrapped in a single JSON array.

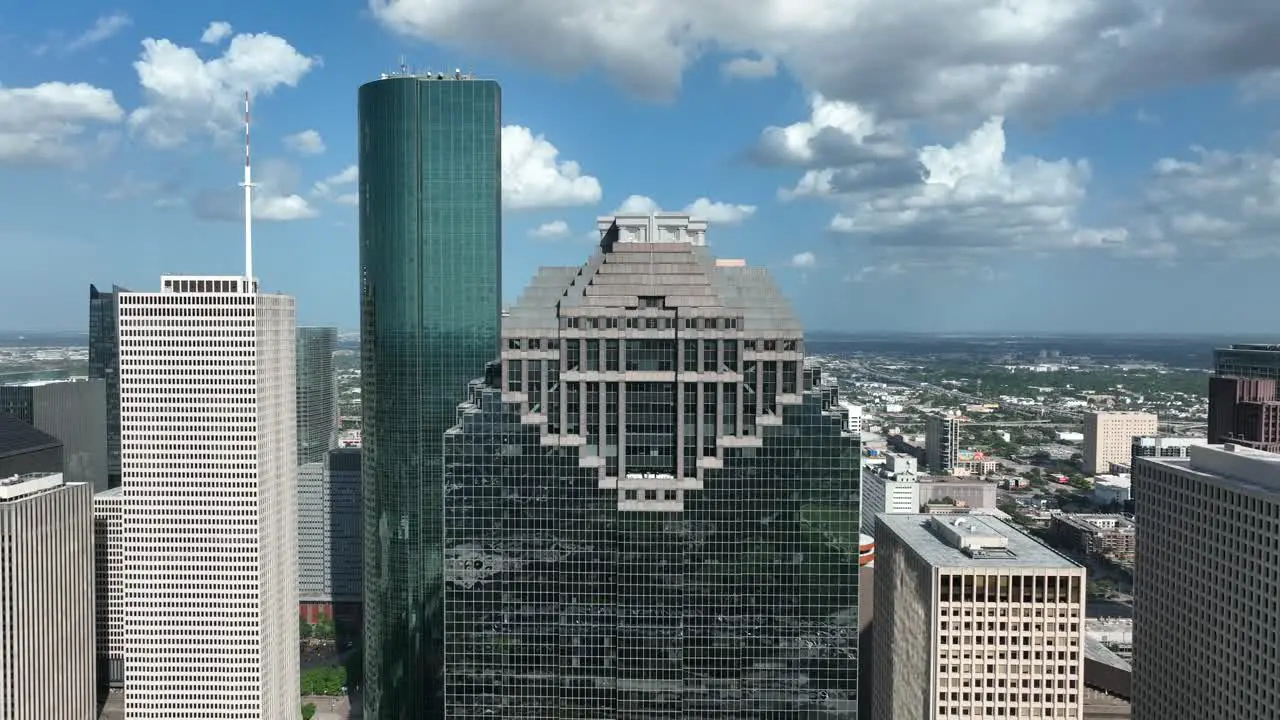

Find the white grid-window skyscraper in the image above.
[{"left": 118, "top": 274, "right": 299, "bottom": 719}]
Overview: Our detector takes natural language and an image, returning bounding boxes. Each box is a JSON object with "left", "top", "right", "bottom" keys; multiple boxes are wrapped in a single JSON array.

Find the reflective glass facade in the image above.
[
  {"left": 442, "top": 216, "right": 860, "bottom": 718},
  {"left": 89, "top": 284, "right": 126, "bottom": 488},
  {"left": 296, "top": 326, "right": 338, "bottom": 465},
  {"left": 358, "top": 75, "right": 502, "bottom": 720}
]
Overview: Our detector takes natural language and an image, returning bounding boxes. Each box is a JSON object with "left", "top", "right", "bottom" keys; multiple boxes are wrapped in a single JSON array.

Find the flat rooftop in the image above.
[
  {"left": 878, "top": 513, "right": 1082, "bottom": 571},
  {"left": 0, "top": 472, "right": 66, "bottom": 501},
  {"left": 1140, "top": 443, "right": 1280, "bottom": 497}
]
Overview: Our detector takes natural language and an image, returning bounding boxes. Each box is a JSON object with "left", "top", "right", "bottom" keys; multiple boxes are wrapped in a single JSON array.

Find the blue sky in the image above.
[{"left": 4, "top": 2, "right": 1280, "bottom": 334}]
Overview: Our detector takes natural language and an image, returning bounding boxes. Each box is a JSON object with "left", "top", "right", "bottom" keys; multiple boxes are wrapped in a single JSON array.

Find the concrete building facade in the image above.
[
  {"left": 0, "top": 472, "right": 96, "bottom": 720},
  {"left": 1132, "top": 443, "right": 1280, "bottom": 719},
  {"left": 94, "top": 486, "right": 125, "bottom": 688},
  {"left": 872, "top": 514, "right": 1086, "bottom": 720},
  {"left": 0, "top": 378, "right": 108, "bottom": 491},
  {"left": 925, "top": 414, "right": 961, "bottom": 474},
  {"left": 118, "top": 275, "right": 300, "bottom": 719},
  {"left": 1082, "top": 411, "right": 1157, "bottom": 475}
]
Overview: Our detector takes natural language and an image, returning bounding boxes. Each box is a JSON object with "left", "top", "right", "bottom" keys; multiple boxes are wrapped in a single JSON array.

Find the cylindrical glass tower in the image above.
[{"left": 357, "top": 73, "right": 502, "bottom": 720}]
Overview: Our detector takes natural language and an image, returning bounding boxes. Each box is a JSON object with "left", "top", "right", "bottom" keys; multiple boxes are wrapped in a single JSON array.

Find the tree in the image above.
[
  {"left": 301, "top": 703, "right": 317, "bottom": 720},
  {"left": 301, "top": 665, "right": 348, "bottom": 695},
  {"left": 299, "top": 616, "right": 312, "bottom": 639}
]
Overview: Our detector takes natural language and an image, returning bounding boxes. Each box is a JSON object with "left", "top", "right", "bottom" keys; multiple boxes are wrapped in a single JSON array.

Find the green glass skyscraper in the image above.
[{"left": 357, "top": 72, "right": 502, "bottom": 720}]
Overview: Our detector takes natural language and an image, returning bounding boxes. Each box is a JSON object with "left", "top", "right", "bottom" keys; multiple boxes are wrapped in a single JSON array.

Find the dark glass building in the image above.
[
  {"left": 442, "top": 215, "right": 861, "bottom": 718},
  {"left": 0, "top": 380, "right": 107, "bottom": 491},
  {"left": 297, "top": 326, "right": 338, "bottom": 465},
  {"left": 89, "top": 283, "right": 127, "bottom": 488},
  {"left": 358, "top": 72, "right": 503, "bottom": 720},
  {"left": 0, "top": 413, "right": 63, "bottom": 478}
]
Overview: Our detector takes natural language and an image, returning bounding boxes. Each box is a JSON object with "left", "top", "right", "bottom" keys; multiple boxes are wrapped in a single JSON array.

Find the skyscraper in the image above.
[
  {"left": 0, "top": 378, "right": 108, "bottom": 490},
  {"left": 358, "top": 71, "right": 502, "bottom": 719},
  {"left": 925, "top": 413, "right": 961, "bottom": 474},
  {"left": 90, "top": 283, "right": 128, "bottom": 488},
  {"left": 442, "top": 214, "right": 861, "bottom": 716},
  {"left": 1132, "top": 443, "right": 1280, "bottom": 720},
  {"left": 0, "top": 472, "right": 96, "bottom": 720},
  {"left": 118, "top": 275, "right": 300, "bottom": 718},
  {"left": 1207, "top": 343, "right": 1280, "bottom": 452},
  {"left": 297, "top": 326, "right": 339, "bottom": 465}
]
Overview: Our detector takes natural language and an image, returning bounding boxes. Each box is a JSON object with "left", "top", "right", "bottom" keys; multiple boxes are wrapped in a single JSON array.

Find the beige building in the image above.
[
  {"left": 94, "top": 487, "right": 125, "bottom": 688},
  {"left": 0, "top": 472, "right": 96, "bottom": 720},
  {"left": 872, "top": 513, "right": 1086, "bottom": 720},
  {"left": 1132, "top": 444, "right": 1280, "bottom": 719},
  {"left": 1082, "top": 412, "right": 1157, "bottom": 475}
]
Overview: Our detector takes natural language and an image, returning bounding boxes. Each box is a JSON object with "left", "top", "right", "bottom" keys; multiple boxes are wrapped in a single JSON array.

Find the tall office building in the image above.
[
  {"left": 94, "top": 486, "right": 125, "bottom": 688},
  {"left": 0, "top": 413, "right": 63, "bottom": 477},
  {"left": 90, "top": 283, "right": 128, "bottom": 488},
  {"left": 441, "top": 214, "right": 861, "bottom": 717},
  {"left": 1208, "top": 343, "right": 1280, "bottom": 452},
  {"left": 872, "top": 514, "right": 1086, "bottom": 719},
  {"left": 297, "top": 326, "right": 338, "bottom": 465},
  {"left": 0, "top": 378, "right": 108, "bottom": 490},
  {"left": 359, "top": 71, "right": 502, "bottom": 719},
  {"left": 0, "top": 472, "right": 96, "bottom": 720},
  {"left": 925, "top": 413, "right": 961, "bottom": 474},
  {"left": 118, "top": 275, "right": 300, "bottom": 719},
  {"left": 1132, "top": 443, "right": 1280, "bottom": 719},
  {"left": 1082, "top": 411, "right": 1157, "bottom": 475},
  {"left": 298, "top": 447, "right": 363, "bottom": 625}
]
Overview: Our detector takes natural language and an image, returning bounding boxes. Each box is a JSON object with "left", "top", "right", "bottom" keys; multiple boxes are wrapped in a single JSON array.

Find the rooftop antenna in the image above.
[
  {"left": 240, "top": 90, "right": 255, "bottom": 289},
  {"left": 399, "top": 54, "right": 408, "bottom": 75}
]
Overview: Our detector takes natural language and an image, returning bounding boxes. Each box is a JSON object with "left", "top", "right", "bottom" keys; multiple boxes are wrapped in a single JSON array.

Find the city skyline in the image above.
[{"left": 7, "top": 5, "right": 1280, "bottom": 335}]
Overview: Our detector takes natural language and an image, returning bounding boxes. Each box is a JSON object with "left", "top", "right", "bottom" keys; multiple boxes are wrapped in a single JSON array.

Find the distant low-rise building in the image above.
[
  {"left": 1092, "top": 474, "right": 1132, "bottom": 505},
  {"left": 861, "top": 459, "right": 997, "bottom": 535},
  {"left": 1051, "top": 513, "right": 1136, "bottom": 561}
]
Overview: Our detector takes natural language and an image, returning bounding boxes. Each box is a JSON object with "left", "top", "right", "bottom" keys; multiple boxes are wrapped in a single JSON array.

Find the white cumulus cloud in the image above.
[
  {"left": 790, "top": 251, "right": 817, "bottom": 268},
  {"left": 611, "top": 195, "right": 757, "bottom": 225},
  {"left": 530, "top": 220, "right": 570, "bottom": 239},
  {"left": 200, "top": 21, "right": 233, "bottom": 45},
  {"left": 0, "top": 82, "right": 124, "bottom": 165},
  {"left": 284, "top": 129, "right": 325, "bottom": 155},
  {"left": 367, "top": 0, "right": 1280, "bottom": 124},
  {"left": 826, "top": 116, "right": 1123, "bottom": 253},
  {"left": 502, "top": 125, "right": 602, "bottom": 210},
  {"left": 129, "top": 27, "right": 319, "bottom": 148},
  {"left": 192, "top": 157, "right": 317, "bottom": 222},
  {"left": 68, "top": 12, "right": 132, "bottom": 52}
]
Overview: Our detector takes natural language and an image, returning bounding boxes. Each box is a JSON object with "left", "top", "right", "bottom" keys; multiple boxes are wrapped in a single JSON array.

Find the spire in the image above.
[{"left": 240, "top": 90, "right": 255, "bottom": 289}]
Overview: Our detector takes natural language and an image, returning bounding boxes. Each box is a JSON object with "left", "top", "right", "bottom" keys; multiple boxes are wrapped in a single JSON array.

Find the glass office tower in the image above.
[
  {"left": 442, "top": 215, "right": 861, "bottom": 718},
  {"left": 297, "top": 326, "right": 338, "bottom": 465},
  {"left": 358, "top": 72, "right": 502, "bottom": 720},
  {"left": 89, "top": 284, "right": 127, "bottom": 488}
]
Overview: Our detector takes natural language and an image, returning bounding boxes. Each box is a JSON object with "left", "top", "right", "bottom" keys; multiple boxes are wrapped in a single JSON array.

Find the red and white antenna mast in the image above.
[{"left": 240, "top": 90, "right": 255, "bottom": 288}]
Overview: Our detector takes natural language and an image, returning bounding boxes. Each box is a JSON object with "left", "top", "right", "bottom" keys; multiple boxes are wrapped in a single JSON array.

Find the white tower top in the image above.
[{"left": 240, "top": 90, "right": 255, "bottom": 287}]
